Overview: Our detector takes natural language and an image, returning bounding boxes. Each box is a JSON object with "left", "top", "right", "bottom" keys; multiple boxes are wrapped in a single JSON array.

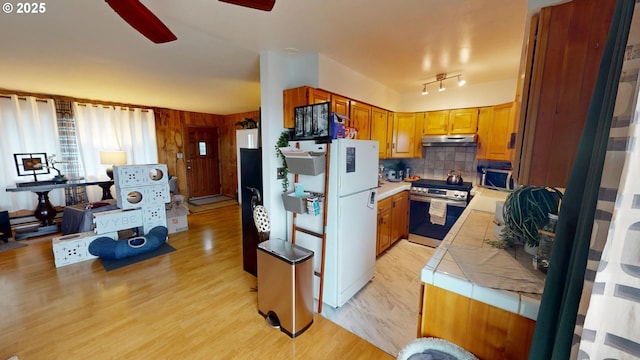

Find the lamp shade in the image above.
[{"left": 100, "top": 151, "right": 127, "bottom": 165}]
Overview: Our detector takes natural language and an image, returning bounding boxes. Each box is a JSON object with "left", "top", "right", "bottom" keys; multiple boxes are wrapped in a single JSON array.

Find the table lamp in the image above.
[{"left": 100, "top": 151, "right": 127, "bottom": 180}]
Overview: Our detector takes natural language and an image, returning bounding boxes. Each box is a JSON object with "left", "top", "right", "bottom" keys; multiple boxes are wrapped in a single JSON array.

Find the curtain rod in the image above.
[
  {"left": 74, "top": 103, "right": 149, "bottom": 112},
  {"left": 0, "top": 95, "right": 149, "bottom": 112},
  {"left": 0, "top": 94, "right": 50, "bottom": 103}
]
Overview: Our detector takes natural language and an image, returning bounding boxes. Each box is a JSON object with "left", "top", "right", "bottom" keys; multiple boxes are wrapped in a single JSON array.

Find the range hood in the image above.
[{"left": 422, "top": 134, "right": 477, "bottom": 147}]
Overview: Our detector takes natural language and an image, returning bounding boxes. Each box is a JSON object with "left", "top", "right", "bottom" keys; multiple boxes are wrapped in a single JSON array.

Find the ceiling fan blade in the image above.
[
  {"left": 105, "top": 0, "right": 177, "bottom": 43},
  {"left": 219, "top": 0, "right": 275, "bottom": 12}
]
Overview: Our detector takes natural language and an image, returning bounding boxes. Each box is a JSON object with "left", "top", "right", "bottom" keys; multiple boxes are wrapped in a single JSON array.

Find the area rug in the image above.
[
  {"left": 188, "top": 195, "right": 233, "bottom": 206},
  {"left": 100, "top": 243, "right": 176, "bottom": 272},
  {"left": 188, "top": 199, "right": 238, "bottom": 213},
  {"left": 0, "top": 241, "right": 27, "bottom": 253}
]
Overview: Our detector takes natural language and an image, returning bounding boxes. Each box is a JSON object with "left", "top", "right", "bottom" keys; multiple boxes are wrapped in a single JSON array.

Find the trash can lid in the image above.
[{"left": 258, "top": 239, "right": 313, "bottom": 264}]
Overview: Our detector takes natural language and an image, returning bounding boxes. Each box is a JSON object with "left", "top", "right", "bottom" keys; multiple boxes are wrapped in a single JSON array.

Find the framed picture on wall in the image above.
[
  {"left": 14, "top": 152, "right": 49, "bottom": 178},
  {"left": 293, "top": 102, "right": 331, "bottom": 141}
]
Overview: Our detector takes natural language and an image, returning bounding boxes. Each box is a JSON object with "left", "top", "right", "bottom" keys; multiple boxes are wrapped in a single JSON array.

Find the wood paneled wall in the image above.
[
  {"left": 1, "top": 87, "right": 258, "bottom": 201},
  {"left": 154, "top": 108, "right": 259, "bottom": 199},
  {"left": 219, "top": 111, "right": 260, "bottom": 199}
]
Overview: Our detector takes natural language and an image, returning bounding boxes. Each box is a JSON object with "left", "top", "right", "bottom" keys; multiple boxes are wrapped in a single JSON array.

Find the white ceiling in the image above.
[{"left": 0, "top": 0, "right": 531, "bottom": 115}]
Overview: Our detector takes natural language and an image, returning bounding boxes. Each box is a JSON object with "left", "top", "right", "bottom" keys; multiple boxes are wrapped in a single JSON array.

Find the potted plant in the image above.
[
  {"left": 497, "top": 185, "right": 563, "bottom": 253},
  {"left": 275, "top": 130, "right": 291, "bottom": 192}
]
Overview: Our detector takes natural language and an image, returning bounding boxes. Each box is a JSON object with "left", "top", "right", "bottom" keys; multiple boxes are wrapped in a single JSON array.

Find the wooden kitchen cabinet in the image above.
[
  {"left": 282, "top": 86, "right": 331, "bottom": 128},
  {"left": 422, "top": 109, "right": 478, "bottom": 136},
  {"left": 514, "top": 0, "right": 615, "bottom": 187},
  {"left": 391, "top": 113, "right": 416, "bottom": 158},
  {"left": 331, "top": 94, "right": 350, "bottom": 117},
  {"left": 422, "top": 110, "right": 449, "bottom": 135},
  {"left": 376, "top": 191, "right": 409, "bottom": 256},
  {"left": 476, "top": 102, "right": 516, "bottom": 161},
  {"left": 371, "top": 107, "right": 393, "bottom": 158},
  {"left": 418, "top": 284, "right": 535, "bottom": 360},
  {"left": 376, "top": 197, "right": 392, "bottom": 255},
  {"left": 349, "top": 101, "right": 372, "bottom": 140},
  {"left": 449, "top": 108, "right": 478, "bottom": 134},
  {"left": 390, "top": 191, "right": 409, "bottom": 244}
]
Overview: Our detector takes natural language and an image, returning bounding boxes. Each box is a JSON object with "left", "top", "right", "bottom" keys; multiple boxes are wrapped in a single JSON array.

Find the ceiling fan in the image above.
[{"left": 105, "top": 0, "right": 276, "bottom": 44}]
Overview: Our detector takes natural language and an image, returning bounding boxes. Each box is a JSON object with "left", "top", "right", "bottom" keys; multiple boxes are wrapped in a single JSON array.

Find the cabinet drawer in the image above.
[{"left": 377, "top": 197, "right": 392, "bottom": 213}]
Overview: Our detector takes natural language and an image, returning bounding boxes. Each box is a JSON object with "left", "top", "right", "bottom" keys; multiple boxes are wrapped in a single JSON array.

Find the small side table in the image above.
[{"left": 95, "top": 181, "right": 115, "bottom": 200}]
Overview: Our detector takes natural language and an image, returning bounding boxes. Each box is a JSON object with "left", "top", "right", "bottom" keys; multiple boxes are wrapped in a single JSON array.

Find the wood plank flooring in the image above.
[
  {"left": 0, "top": 205, "right": 392, "bottom": 360},
  {"left": 322, "top": 239, "right": 435, "bottom": 356}
]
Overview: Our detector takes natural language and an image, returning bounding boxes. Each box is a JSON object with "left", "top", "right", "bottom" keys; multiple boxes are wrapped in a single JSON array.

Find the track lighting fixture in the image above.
[{"left": 421, "top": 72, "right": 465, "bottom": 95}]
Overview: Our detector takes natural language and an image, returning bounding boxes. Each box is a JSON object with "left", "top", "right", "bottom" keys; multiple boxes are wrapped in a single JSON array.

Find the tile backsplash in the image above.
[
  {"left": 380, "top": 146, "right": 513, "bottom": 186},
  {"left": 381, "top": 146, "right": 496, "bottom": 186}
]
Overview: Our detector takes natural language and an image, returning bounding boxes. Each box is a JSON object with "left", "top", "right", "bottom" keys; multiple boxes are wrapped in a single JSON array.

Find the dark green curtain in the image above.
[{"left": 529, "top": 1, "right": 635, "bottom": 359}]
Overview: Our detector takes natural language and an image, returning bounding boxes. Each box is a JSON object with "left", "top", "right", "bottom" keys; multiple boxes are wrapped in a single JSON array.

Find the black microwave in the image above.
[{"left": 482, "top": 168, "right": 515, "bottom": 190}]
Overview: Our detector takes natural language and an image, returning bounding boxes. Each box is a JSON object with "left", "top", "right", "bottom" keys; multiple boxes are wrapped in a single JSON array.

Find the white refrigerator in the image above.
[
  {"left": 236, "top": 129, "right": 259, "bottom": 205},
  {"left": 294, "top": 139, "right": 379, "bottom": 309}
]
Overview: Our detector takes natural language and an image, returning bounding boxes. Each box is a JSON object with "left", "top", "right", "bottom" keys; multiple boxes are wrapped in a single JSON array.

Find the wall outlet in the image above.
[{"left": 277, "top": 167, "right": 286, "bottom": 180}]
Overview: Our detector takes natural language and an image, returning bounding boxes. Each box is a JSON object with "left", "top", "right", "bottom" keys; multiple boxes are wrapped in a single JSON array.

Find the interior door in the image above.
[{"left": 186, "top": 126, "right": 221, "bottom": 199}]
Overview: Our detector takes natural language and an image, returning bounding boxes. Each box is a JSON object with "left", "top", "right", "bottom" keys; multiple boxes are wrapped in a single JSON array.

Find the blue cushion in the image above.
[{"left": 88, "top": 226, "right": 168, "bottom": 260}]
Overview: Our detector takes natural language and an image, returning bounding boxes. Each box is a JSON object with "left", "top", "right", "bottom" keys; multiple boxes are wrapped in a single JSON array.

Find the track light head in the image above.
[
  {"left": 422, "top": 84, "right": 428, "bottom": 95},
  {"left": 438, "top": 81, "right": 445, "bottom": 92},
  {"left": 457, "top": 75, "right": 466, "bottom": 87}
]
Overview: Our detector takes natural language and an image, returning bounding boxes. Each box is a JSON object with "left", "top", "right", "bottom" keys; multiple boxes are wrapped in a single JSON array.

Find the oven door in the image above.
[{"left": 408, "top": 195, "right": 466, "bottom": 247}]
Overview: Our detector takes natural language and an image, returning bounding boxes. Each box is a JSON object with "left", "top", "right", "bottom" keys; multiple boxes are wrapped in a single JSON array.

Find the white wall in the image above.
[
  {"left": 317, "top": 55, "right": 401, "bottom": 111},
  {"left": 259, "top": 51, "right": 322, "bottom": 240},
  {"left": 299, "top": 53, "right": 517, "bottom": 113}
]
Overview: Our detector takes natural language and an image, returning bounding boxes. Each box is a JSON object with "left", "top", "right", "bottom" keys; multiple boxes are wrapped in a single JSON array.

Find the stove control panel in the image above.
[{"left": 411, "top": 187, "right": 468, "bottom": 201}]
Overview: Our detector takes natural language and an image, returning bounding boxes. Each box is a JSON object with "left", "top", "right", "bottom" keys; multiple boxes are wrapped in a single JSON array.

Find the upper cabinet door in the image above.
[
  {"left": 476, "top": 107, "right": 492, "bottom": 160},
  {"left": 449, "top": 108, "right": 478, "bottom": 134},
  {"left": 423, "top": 111, "right": 449, "bottom": 135},
  {"left": 486, "top": 103, "right": 514, "bottom": 161},
  {"left": 392, "top": 112, "right": 416, "bottom": 158},
  {"left": 476, "top": 102, "right": 516, "bottom": 162},
  {"left": 310, "top": 88, "right": 331, "bottom": 104},
  {"left": 282, "top": 86, "right": 313, "bottom": 129},
  {"left": 350, "top": 101, "right": 372, "bottom": 140},
  {"left": 371, "top": 107, "right": 391, "bottom": 158},
  {"left": 331, "top": 94, "right": 350, "bottom": 117}
]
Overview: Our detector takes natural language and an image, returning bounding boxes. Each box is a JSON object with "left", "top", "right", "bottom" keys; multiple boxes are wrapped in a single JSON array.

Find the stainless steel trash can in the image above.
[{"left": 257, "top": 239, "right": 314, "bottom": 338}]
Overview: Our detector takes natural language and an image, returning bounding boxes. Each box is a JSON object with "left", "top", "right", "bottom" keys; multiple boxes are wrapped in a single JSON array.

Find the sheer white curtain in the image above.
[
  {"left": 72, "top": 103, "right": 157, "bottom": 201},
  {"left": 0, "top": 95, "right": 63, "bottom": 212}
]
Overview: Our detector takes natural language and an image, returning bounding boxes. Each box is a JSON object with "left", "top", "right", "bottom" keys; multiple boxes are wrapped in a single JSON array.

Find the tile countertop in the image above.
[
  {"left": 420, "top": 187, "right": 545, "bottom": 321},
  {"left": 376, "top": 180, "right": 411, "bottom": 200}
]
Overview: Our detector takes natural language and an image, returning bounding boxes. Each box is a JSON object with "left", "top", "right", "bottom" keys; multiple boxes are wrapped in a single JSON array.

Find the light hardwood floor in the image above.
[
  {"left": 0, "top": 205, "right": 392, "bottom": 360},
  {"left": 322, "top": 240, "right": 435, "bottom": 356}
]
